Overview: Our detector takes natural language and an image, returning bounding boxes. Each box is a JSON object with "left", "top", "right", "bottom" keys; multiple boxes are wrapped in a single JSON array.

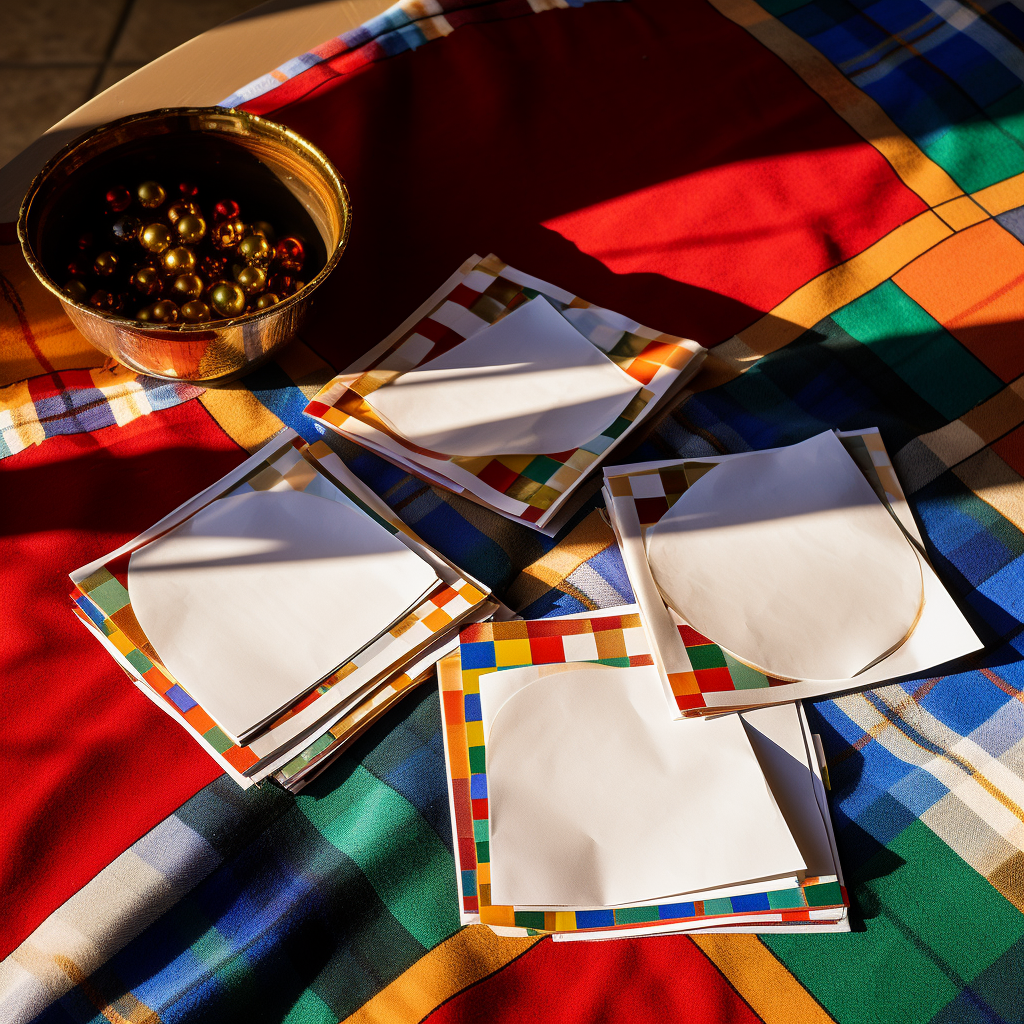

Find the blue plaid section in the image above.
[
  {"left": 25, "top": 688, "right": 460, "bottom": 1024},
  {"left": 0, "top": 370, "right": 203, "bottom": 460},
  {"left": 646, "top": 257, "right": 1024, "bottom": 1019},
  {"left": 759, "top": 0, "right": 1024, "bottom": 192}
]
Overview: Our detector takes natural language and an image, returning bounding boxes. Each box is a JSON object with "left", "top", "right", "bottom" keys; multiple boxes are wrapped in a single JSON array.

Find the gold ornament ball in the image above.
[
  {"left": 166, "top": 200, "right": 200, "bottom": 225},
  {"left": 172, "top": 272, "right": 204, "bottom": 301},
  {"left": 131, "top": 266, "right": 162, "bottom": 297},
  {"left": 139, "top": 222, "right": 173, "bottom": 253},
  {"left": 213, "top": 217, "right": 246, "bottom": 251},
  {"left": 136, "top": 304, "right": 155, "bottom": 322},
  {"left": 238, "top": 233, "right": 272, "bottom": 268},
  {"left": 160, "top": 246, "right": 196, "bottom": 274},
  {"left": 209, "top": 281, "right": 246, "bottom": 318},
  {"left": 255, "top": 292, "right": 280, "bottom": 310},
  {"left": 150, "top": 299, "right": 180, "bottom": 324},
  {"left": 181, "top": 300, "right": 212, "bottom": 323},
  {"left": 93, "top": 251, "right": 119, "bottom": 277},
  {"left": 236, "top": 265, "right": 267, "bottom": 296},
  {"left": 250, "top": 220, "right": 276, "bottom": 244},
  {"left": 176, "top": 213, "right": 207, "bottom": 245},
  {"left": 137, "top": 180, "right": 166, "bottom": 208},
  {"left": 64, "top": 279, "right": 89, "bottom": 303}
]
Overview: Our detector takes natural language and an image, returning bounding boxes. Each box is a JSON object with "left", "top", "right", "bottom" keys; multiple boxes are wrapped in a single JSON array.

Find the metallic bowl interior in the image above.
[{"left": 17, "top": 107, "right": 350, "bottom": 385}]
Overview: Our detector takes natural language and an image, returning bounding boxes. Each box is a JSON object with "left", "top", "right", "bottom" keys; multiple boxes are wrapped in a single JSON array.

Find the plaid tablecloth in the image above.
[{"left": 2, "top": 0, "right": 1023, "bottom": 1020}]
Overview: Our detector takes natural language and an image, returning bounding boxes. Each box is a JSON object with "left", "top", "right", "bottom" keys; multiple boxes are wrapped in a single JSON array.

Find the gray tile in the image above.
[
  {"left": 111, "top": 0, "right": 266, "bottom": 64},
  {"left": 0, "top": 67, "right": 96, "bottom": 168},
  {"left": 92, "top": 61, "right": 145, "bottom": 96},
  {"left": 0, "top": 0, "right": 128, "bottom": 64}
]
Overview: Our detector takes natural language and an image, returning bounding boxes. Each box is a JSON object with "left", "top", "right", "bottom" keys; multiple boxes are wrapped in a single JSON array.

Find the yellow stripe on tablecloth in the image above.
[
  {"left": 972, "top": 172, "right": 1024, "bottom": 218},
  {"left": 704, "top": 0, "right": 962, "bottom": 208},
  {"left": 687, "top": 211, "right": 954, "bottom": 393},
  {"left": 199, "top": 386, "right": 285, "bottom": 453},
  {"left": 692, "top": 934, "right": 838, "bottom": 1024},
  {"left": 340, "top": 926, "right": 539, "bottom": 1024},
  {"left": 504, "top": 509, "right": 616, "bottom": 611}
]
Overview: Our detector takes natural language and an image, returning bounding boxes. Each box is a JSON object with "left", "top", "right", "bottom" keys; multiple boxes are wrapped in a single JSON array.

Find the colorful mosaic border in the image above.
[
  {"left": 439, "top": 612, "right": 847, "bottom": 935},
  {"left": 305, "top": 254, "right": 701, "bottom": 525},
  {"left": 607, "top": 430, "right": 918, "bottom": 714},
  {"left": 70, "top": 434, "right": 488, "bottom": 782}
]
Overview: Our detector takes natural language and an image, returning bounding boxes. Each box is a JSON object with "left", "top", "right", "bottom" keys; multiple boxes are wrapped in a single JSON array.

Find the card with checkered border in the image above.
[
  {"left": 437, "top": 607, "right": 847, "bottom": 937},
  {"left": 605, "top": 429, "right": 980, "bottom": 718},
  {"left": 69, "top": 429, "right": 493, "bottom": 785},
  {"left": 304, "top": 254, "right": 705, "bottom": 532}
]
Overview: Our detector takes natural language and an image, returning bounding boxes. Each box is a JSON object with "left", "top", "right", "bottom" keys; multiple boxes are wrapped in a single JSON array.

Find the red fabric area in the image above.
[
  {"left": 250, "top": 0, "right": 923, "bottom": 360},
  {"left": 425, "top": 935, "right": 764, "bottom": 1023},
  {"left": 0, "top": 401, "right": 244, "bottom": 956}
]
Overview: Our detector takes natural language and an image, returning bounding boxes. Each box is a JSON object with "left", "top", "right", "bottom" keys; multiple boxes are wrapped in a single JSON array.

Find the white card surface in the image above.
[
  {"left": 365, "top": 296, "right": 641, "bottom": 457},
  {"left": 128, "top": 488, "right": 438, "bottom": 741},
  {"left": 485, "top": 665, "right": 805, "bottom": 907},
  {"left": 645, "top": 431, "right": 924, "bottom": 681}
]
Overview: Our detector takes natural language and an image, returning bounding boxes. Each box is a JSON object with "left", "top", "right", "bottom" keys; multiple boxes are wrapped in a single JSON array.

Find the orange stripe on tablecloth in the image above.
[
  {"left": 893, "top": 221, "right": 1024, "bottom": 384},
  {"left": 340, "top": 926, "right": 539, "bottom": 1024},
  {"left": 692, "top": 935, "right": 839, "bottom": 1024}
]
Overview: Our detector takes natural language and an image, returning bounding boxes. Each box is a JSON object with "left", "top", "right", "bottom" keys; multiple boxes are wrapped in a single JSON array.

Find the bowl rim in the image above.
[{"left": 16, "top": 105, "right": 351, "bottom": 334}]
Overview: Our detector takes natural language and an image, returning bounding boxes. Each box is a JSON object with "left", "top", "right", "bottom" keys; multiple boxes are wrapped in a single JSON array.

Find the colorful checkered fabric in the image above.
[
  {"left": 306, "top": 254, "right": 700, "bottom": 526},
  {"left": 4, "top": 0, "right": 1024, "bottom": 1020}
]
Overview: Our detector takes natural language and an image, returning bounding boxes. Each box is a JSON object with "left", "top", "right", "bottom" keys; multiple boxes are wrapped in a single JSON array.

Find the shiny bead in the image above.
[
  {"left": 67, "top": 257, "right": 91, "bottom": 278},
  {"left": 76, "top": 232, "right": 94, "bottom": 251},
  {"left": 105, "top": 185, "right": 131, "bottom": 213},
  {"left": 178, "top": 181, "right": 199, "bottom": 198},
  {"left": 131, "top": 266, "right": 162, "bottom": 297},
  {"left": 172, "top": 272, "right": 204, "bottom": 301},
  {"left": 175, "top": 213, "right": 206, "bottom": 245},
  {"left": 110, "top": 214, "right": 141, "bottom": 245},
  {"left": 139, "top": 222, "right": 173, "bottom": 253},
  {"left": 238, "top": 233, "right": 272, "bottom": 268},
  {"left": 268, "top": 273, "right": 303, "bottom": 297},
  {"left": 250, "top": 220, "right": 276, "bottom": 244},
  {"left": 150, "top": 299, "right": 180, "bottom": 324},
  {"left": 64, "top": 279, "right": 89, "bottom": 303},
  {"left": 89, "top": 289, "right": 116, "bottom": 311},
  {"left": 160, "top": 246, "right": 196, "bottom": 274},
  {"left": 208, "top": 281, "right": 246, "bottom": 318},
  {"left": 93, "top": 251, "right": 119, "bottom": 277},
  {"left": 181, "top": 299, "right": 212, "bottom": 323},
  {"left": 136, "top": 304, "right": 155, "bottom": 322},
  {"left": 254, "top": 292, "right": 280, "bottom": 310},
  {"left": 213, "top": 198, "right": 240, "bottom": 222},
  {"left": 166, "top": 200, "right": 200, "bottom": 225},
  {"left": 235, "top": 265, "right": 267, "bottom": 296},
  {"left": 213, "top": 217, "right": 246, "bottom": 251},
  {"left": 275, "top": 236, "right": 305, "bottom": 272},
  {"left": 199, "top": 254, "right": 228, "bottom": 280},
  {"left": 137, "top": 180, "right": 166, "bottom": 209}
]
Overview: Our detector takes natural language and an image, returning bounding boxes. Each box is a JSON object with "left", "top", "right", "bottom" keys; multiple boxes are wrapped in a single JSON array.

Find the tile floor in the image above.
[{"left": 0, "top": 0, "right": 266, "bottom": 169}]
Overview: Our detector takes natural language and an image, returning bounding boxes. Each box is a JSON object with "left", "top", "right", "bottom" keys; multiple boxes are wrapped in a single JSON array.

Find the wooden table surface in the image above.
[{"left": 0, "top": 0, "right": 393, "bottom": 223}]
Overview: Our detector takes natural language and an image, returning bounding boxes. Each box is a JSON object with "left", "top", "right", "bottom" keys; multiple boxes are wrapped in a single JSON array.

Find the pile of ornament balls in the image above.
[{"left": 63, "top": 180, "right": 307, "bottom": 324}]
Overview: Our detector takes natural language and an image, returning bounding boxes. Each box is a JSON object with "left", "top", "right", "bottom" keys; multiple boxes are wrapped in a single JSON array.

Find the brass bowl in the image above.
[{"left": 17, "top": 107, "right": 351, "bottom": 385}]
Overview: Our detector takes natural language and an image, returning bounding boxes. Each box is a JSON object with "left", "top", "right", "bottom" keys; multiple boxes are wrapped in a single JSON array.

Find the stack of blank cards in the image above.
[
  {"left": 305, "top": 254, "right": 706, "bottom": 535},
  {"left": 439, "top": 607, "right": 850, "bottom": 939},
  {"left": 70, "top": 428, "right": 496, "bottom": 791}
]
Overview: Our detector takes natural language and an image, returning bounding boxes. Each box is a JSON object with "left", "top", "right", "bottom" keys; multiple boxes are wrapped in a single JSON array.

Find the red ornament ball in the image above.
[
  {"left": 213, "top": 199, "right": 240, "bottom": 222},
  {"left": 105, "top": 185, "right": 131, "bottom": 213},
  {"left": 274, "top": 236, "right": 305, "bottom": 272}
]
